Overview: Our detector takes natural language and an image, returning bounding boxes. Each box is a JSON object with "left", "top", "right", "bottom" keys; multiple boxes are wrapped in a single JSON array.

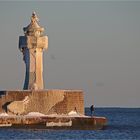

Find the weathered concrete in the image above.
[
  {"left": 0, "top": 116, "right": 107, "bottom": 130},
  {"left": 0, "top": 12, "right": 108, "bottom": 130},
  {"left": 0, "top": 89, "right": 107, "bottom": 130},
  {"left": 19, "top": 12, "right": 48, "bottom": 90},
  {"left": 0, "top": 90, "right": 84, "bottom": 115}
]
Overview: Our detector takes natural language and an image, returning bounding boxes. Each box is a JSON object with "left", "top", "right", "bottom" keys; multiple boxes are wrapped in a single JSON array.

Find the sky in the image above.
[{"left": 0, "top": 1, "right": 140, "bottom": 107}]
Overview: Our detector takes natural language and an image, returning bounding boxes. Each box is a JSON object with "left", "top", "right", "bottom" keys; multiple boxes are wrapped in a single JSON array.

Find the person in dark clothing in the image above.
[{"left": 90, "top": 105, "right": 94, "bottom": 117}]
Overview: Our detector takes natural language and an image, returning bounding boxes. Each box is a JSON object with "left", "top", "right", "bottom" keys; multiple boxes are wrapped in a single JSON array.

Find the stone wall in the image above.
[
  {"left": 0, "top": 91, "right": 29, "bottom": 113},
  {"left": 0, "top": 116, "right": 107, "bottom": 130},
  {"left": 0, "top": 90, "right": 84, "bottom": 115}
]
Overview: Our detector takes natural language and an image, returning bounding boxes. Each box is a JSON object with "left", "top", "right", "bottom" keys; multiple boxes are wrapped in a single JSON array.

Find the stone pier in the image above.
[
  {"left": 0, "top": 12, "right": 107, "bottom": 130},
  {"left": 0, "top": 90, "right": 84, "bottom": 115}
]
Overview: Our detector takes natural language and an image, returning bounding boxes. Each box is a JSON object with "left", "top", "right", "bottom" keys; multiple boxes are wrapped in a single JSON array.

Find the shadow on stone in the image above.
[{"left": 2, "top": 101, "right": 12, "bottom": 112}]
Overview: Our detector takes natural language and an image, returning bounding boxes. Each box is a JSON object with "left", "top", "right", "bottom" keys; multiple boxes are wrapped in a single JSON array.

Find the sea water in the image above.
[{"left": 0, "top": 108, "right": 139, "bottom": 140}]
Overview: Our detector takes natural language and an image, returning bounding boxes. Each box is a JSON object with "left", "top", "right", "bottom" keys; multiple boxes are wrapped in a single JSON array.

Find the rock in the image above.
[{"left": 7, "top": 96, "right": 29, "bottom": 115}]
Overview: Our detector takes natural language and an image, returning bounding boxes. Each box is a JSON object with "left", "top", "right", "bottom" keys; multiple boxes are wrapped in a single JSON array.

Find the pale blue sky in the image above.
[{"left": 0, "top": 1, "right": 140, "bottom": 107}]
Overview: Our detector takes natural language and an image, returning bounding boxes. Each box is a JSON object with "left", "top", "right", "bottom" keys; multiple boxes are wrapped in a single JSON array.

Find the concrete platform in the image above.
[
  {"left": 0, "top": 115, "right": 107, "bottom": 130},
  {"left": 0, "top": 90, "right": 84, "bottom": 115},
  {"left": 0, "top": 90, "right": 107, "bottom": 130}
]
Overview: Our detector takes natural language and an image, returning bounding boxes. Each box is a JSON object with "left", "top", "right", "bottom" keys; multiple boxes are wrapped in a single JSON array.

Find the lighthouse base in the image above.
[
  {"left": 0, "top": 90, "right": 84, "bottom": 115},
  {"left": 0, "top": 90, "right": 107, "bottom": 130},
  {"left": 0, "top": 115, "right": 107, "bottom": 130}
]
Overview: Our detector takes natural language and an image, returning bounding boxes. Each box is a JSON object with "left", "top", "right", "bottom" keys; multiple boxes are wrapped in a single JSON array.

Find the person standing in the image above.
[{"left": 90, "top": 105, "right": 94, "bottom": 117}]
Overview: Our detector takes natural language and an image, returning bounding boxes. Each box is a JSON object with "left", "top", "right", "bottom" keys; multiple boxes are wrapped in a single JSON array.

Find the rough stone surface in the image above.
[
  {"left": 19, "top": 12, "right": 48, "bottom": 90},
  {"left": 0, "top": 90, "right": 84, "bottom": 115},
  {"left": 7, "top": 96, "right": 29, "bottom": 115},
  {"left": 0, "top": 116, "right": 107, "bottom": 130},
  {"left": 0, "top": 91, "right": 29, "bottom": 113}
]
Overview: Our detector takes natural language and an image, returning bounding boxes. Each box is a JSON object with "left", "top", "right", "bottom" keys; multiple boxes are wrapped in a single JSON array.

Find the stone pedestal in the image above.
[
  {"left": 0, "top": 90, "right": 107, "bottom": 130},
  {"left": 0, "top": 90, "right": 84, "bottom": 115}
]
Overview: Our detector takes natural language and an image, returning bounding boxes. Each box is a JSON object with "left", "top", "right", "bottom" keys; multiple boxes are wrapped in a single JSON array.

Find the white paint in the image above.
[
  {"left": 25, "top": 112, "right": 45, "bottom": 116},
  {"left": 94, "top": 116, "right": 106, "bottom": 119},
  {"left": 68, "top": 110, "right": 77, "bottom": 115},
  {"left": 46, "top": 120, "right": 72, "bottom": 127},
  {"left": 24, "top": 111, "right": 91, "bottom": 118},
  {"left": 0, "top": 124, "right": 12, "bottom": 127},
  {"left": 0, "top": 113, "right": 9, "bottom": 116},
  {"left": 68, "top": 110, "right": 87, "bottom": 117}
]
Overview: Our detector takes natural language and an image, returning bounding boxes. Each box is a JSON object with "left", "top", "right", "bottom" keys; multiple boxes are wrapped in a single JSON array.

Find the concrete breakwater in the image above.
[
  {"left": 0, "top": 90, "right": 84, "bottom": 115},
  {"left": 0, "top": 90, "right": 107, "bottom": 130},
  {"left": 0, "top": 115, "right": 107, "bottom": 130}
]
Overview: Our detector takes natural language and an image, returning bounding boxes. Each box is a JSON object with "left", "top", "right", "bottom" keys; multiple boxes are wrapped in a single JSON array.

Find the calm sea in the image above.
[{"left": 0, "top": 108, "right": 139, "bottom": 140}]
